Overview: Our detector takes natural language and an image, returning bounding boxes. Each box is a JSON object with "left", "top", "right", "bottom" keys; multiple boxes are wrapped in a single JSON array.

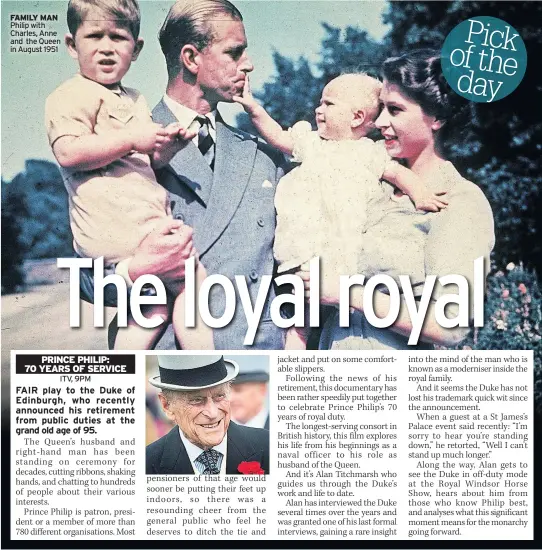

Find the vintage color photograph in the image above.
[{"left": 2, "top": 0, "right": 541, "bottom": 413}]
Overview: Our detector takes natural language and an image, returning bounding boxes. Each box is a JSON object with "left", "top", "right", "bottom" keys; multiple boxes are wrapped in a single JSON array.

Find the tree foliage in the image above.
[
  {"left": 1, "top": 178, "right": 28, "bottom": 293},
  {"left": 258, "top": 54, "right": 322, "bottom": 130},
  {"left": 1, "top": 160, "right": 72, "bottom": 279},
  {"left": 442, "top": 263, "right": 542, "bottom": 414}
]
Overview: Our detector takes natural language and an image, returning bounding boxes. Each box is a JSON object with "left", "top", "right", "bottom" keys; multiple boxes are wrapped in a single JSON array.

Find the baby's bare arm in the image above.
[
  {"left": 233, "top": 78, "right": 294, "bottom": 154},
  {"left": 52, "top": 122, "right": 167, "bottom": 171}
]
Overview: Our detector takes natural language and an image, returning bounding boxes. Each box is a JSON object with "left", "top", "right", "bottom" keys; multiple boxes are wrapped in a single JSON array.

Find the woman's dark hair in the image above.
[
  {"left": 382, "top": 49, "right": 470, "bottom": 154},
  {"left": 382, "top": 48, "right": 463, "bottom": 123}
]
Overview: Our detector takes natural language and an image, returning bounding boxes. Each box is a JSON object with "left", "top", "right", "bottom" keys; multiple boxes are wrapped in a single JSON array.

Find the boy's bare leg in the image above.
[
  {"left": 171, "top": 261, "right": 215, "bottom": 350},
  {"left": 285, "top": 326, "right": 309, "bottom": 350},
  {"left": 284, "top": 304, "right": 310, "bottom": 350},
  {"left": 114, "top": 305, "right": 170, "bottom": 350}
]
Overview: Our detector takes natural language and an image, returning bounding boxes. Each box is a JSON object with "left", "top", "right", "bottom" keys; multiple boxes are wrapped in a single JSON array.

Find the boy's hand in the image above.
[
  {"left": 232, "top": 77, "right": 261, "bottom": 116},
  {"left": 412, "top": 190, "right": 448, "bottom": 212},
  {"left": 161, "top": 122, "right": 197, "bottom": 142},
  {"left": 174, "top": 123, "right": 198, "bottom": 142},
  {"left": 152, "top": 123, "right": 198, "bottom": 168},
  {"left": 130, "top": 122, "right": 168, "bottom": 154}
]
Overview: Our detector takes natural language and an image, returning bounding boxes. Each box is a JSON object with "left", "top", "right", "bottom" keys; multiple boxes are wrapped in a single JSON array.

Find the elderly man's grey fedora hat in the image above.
[{"left": 149, "top": 355, "right": 239, "bottom": 391}]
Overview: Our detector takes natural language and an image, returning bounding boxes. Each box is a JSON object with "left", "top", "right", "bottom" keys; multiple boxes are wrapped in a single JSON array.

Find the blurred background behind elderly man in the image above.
[{"left": 229, "top": 355, "right": 269, "bottom": 430}]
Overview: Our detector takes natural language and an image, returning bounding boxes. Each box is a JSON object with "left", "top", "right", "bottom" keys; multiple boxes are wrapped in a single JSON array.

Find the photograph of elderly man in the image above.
[{"left": 146, "top": 355, "right": 270, "bottom": 475}]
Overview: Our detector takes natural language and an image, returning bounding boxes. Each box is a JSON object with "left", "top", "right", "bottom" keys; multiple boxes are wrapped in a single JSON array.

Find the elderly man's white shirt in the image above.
[{"left": 178, "top": 428, "right": 227, "bottom": 475}]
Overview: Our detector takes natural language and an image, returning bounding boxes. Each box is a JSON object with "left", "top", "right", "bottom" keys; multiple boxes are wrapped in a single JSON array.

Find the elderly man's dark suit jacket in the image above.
[
  {"left": 146, "top": 421, "right": 269, "bottom": 475},
  {"left": 151, "top": 100, "right": 287, "bottom": 351}
]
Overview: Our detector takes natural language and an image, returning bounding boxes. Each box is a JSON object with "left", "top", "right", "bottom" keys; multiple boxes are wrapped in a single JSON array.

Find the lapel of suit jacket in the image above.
[
  {"left": 152, "top": 99, "right": 214, "bottom": 207},
  {"left": 197, "top": 118, "right": 257, "bottom": 256},
  {"left": 225, "top": 422, "right": 265, "bottom": 475},
  {"left": 159, "top": 427, "right": 194, "bottom": 474}
]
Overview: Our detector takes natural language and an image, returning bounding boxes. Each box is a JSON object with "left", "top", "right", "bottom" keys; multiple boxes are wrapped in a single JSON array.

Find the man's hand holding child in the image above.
[{"left": 128, "top": 217, "right": 196, "bottom": 284}]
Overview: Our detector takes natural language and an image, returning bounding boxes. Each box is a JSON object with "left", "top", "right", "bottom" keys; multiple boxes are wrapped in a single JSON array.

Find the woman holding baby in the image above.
[{"left": 315, "top": 49, "right": 495, "bottom": 350}]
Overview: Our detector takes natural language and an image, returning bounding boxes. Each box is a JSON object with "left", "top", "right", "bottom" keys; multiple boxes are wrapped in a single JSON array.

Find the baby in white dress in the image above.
[{"left": 235, "top": 73, "right": 446, "bottom": 348}]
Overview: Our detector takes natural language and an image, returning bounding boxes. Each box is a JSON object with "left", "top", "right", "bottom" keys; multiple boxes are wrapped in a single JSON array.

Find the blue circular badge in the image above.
[{"left": 441, "top": 16, "right": 527, "bottom": 103}]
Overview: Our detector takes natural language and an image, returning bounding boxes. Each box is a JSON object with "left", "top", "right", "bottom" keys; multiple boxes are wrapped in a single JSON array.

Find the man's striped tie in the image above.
[
  {"left": 196, "top": 115, "right": 215, "bottom": 170},
  {"left": 196, "top": 449, "right": 222, "bottom": 475}
]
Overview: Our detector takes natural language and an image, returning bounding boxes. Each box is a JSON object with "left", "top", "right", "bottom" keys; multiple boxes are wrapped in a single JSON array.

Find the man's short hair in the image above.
[
  {"left": 67, "top": 0, "right": 141, "bottom": 39},
  {"left": 159, "top": 0, "right": 243, "bottom": 77}
]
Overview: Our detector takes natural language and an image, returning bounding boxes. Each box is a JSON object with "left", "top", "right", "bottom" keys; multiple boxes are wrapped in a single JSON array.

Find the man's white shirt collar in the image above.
[
  {"left": 178, "top": 427, "right": 227, "bottom": 475},
  {"left": 163, "top": 95, "right": 217, "bottom": 143}
]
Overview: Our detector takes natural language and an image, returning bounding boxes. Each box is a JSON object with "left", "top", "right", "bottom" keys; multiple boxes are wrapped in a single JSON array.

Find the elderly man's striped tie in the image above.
[
  {"left": 196, "top": 115, "right": 215, "bottom": 170},
  {"left": 196, "top": 449, "right": 222, "bottom": 474}
]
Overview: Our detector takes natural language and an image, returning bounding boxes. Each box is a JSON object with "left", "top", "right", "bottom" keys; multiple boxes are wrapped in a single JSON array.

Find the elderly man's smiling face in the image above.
[{"left": 159, "top": 383, "right": 231, "bottom": 449}]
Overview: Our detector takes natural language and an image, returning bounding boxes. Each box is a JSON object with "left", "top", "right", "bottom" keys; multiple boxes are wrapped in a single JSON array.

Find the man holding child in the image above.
[
  {"left": 50, "top": 0, "right": 493, "bottom": 352},
  {"left": 58, "top": 0, "right": 287, "bottom": 350}
]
